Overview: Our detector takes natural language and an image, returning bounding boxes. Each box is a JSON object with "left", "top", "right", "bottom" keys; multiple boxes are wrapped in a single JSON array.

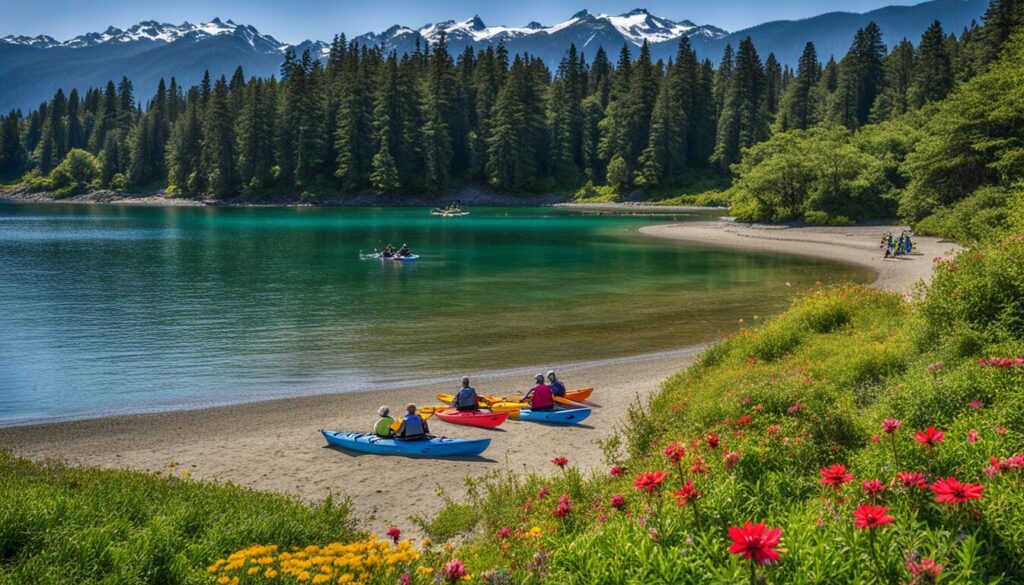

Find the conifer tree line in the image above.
[{"left": 0, "top": 0, "right": 1018, "bottom": 198}]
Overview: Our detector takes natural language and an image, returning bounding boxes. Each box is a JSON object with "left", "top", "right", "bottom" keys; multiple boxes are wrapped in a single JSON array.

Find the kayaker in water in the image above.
[
  {"left": 523, "top": 374, "right": 555, "bottom": 411},
  {"left": 454, "top": 376, "right": 479, "bottom": 411},
  {"left": 373, "top": 406, "right": 395, "bottom": 437},
  {"left": 381, "top": 244, "right": 395, "bottom": 259},
  {"left": 547, "top": 370, "right": 566, "bottom": 398},
  {"left": 397, "top": 243, "right": 411, "bottom": 257},
  {"left": 396, "top": 403, "right": 429, "bottom": 439}
]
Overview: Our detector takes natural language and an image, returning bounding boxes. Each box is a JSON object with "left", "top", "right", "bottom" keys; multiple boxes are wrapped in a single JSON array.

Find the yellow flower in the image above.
[
  {"left": 417, "top": 566, "right": 434, "bottom": 575},
  {"left": 421, "top": 538, "right": 431, "bottom": 548},
  {"left": 217, "top": 577, "right": 230, "bottom": 585},
  {"left": 313, "top": 575, "right": 331, "bottom": 584},
  {"left": 337, "top": 574, "right": 354, "bottom": 584},
  {"left": 298, "top": 570, "right": 311, "bottom": 581},
  {"left": 179, "top": 469, "right": 191, "bottom": 479},
  {"left": 247, "top": 567, "right": 258, "bottom": 576},
  {"left": 264, "top": 569, "right": 279, "bottom": 579}
]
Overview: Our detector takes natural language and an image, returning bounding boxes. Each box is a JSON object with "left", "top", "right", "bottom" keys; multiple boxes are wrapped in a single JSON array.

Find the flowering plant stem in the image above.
[
  {"left": 888, "top": 434, "right": 901, "bottom": 469},
  {"left": 749, "top": 560, "right": 758, "bottom": 585}
]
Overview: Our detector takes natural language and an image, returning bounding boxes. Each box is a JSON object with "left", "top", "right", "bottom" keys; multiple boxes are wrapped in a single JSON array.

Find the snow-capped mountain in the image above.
[
  {"left": 351, "top": 8, "right": 727, "bottom": 59},
  {"left": 2, "top": 18, "right": 287, "bottom": 54}
]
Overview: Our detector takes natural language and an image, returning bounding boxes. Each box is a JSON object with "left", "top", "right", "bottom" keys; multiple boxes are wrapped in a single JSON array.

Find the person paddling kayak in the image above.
[
  {"left": 373, "top": 405, "right": 395, "bottom": 437},
  {"left": 395, "top": 403, "right": 430, "bottom": 440},
  {"left": 523, "top": 374, "right": 555, "bottom": 411},
  {"left": 547, "top": 370, "right": 566, "bottom": 398},
  {"left": 397, "top": 243, "right": 412, "bottom": 257},
  {"left": 454, "top": 376, "right": 479, "bottom": 411}
]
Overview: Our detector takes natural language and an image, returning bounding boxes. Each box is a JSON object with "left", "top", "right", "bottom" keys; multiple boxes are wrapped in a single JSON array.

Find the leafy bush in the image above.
[{"left": 915, "top": 186, "right": 1014, "bottom": 241}]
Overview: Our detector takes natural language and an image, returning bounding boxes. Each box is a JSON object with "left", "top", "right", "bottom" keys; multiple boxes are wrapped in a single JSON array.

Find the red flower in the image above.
[
  {"left": 727, "top": 522, "right": 783, "bottom": 565},
  {"left": 663, "top": 443, "right": 686, "bottom": 463},
  {"left": 633, "top": 470, "right": 667, "bottom": 493},
  {"left": 706, "top": 432, "right": 720, "bottom": 449},
  {"left": 819, "top": 464, "right": 854, "bottom": 490},
  {"left": 498, "top": 527, "right": 511, "bottom": 540},
  {"left": 930, "top": 477, "right": 984, "bottom": 505},
  {"left": 723, "top": 451, "right": 740, "bottom": 470},
  {"left": 673, "top": 481, "right": 701, "bottom": 507},
  {"left": 443, "top": 560, "right": 466, "bottom": 582},
  {"left": 861, "top": 479, "right": 886, "bottom": 496},
  {"left": 552, "top": 456, "right": 569, "bottom": 468},
  {"left": 881, "top": 418, "right": 902, "bottom": 434},
  {"left": 870, "top": 434, "right": 881, "bottom": 444},
  {"left": 907, "top": 558, "right": 943, "bottom": 584},
  {"left": 609, "top": 465, "right": 624, "bottom": 477},
  {"left": 896, "top": 471, "right": 927, "bottom": 489},
  {"left": 691, "top": 458, "right": 710, "bottom": 475},
  {"left": 736, "top": 415, "right": 752, "bottom": 426},
  {"left": 853, "top": 504, "right": 894, "bottom": 530},
  {"left": 968, "top": 429, "right": 979, "bottom": 443},
  {"left": 609, "top": 494, "right": 626, "bottom": 510},
  {"left": 786, "top": 402, "right": 805, "bottom": 414},
  {"left": 537, "top": 487, "right": 549, "bottom": 499},
  {"left": 914, "top": 426, "right": 945, "bottom": 448},
  {"left": 386, "top": 526, "right": 401, "bottom": 544}
]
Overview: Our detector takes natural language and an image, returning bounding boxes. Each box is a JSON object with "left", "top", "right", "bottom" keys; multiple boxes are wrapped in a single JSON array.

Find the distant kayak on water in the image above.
[{"left": 360, "top": 251, "right": 420, "bottom": 261}]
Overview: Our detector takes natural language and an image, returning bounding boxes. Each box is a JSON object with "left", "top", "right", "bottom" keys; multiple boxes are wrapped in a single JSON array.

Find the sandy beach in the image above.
[
  {"left": 641, "top": 221, "right": 959, "bottom": 293},
  {"left": 0, "top": 218, "right": 958, "bottom": 533}
]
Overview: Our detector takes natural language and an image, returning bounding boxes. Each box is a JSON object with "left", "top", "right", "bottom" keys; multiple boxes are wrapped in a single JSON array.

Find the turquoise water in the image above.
[{"left": 0, "top": 203, "right": 871, "bottom": 425}]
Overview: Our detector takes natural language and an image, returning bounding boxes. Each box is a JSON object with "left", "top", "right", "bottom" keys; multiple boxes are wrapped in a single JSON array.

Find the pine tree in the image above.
[
  {"left": 369, "top": 132, "right": 400, "bottom": 194},
  {"left": 334, "top": 47, "right": 374, "bottom": 191},
  {"left": 166, "top": 92, "right": 203, "bottom": 195},
  {"left": 831, "top": 22, "right": 887, "bottom": 128},
  {"left": 35, "top": 89, "right": 67, "bottom": 174},
  {"left": 88, "top": 82, "right": 117, "bottom": 153},
  {"left": 487, "top": 55, "right": 544, "bottom": 191},
  {"left": 236, "top": 80, "right": 276, "bottom": 191},
  {"left": 0, "top": 112, "right": 26, "bottom": 176},
  {"left": 66, "top": 89, "right": 84, "bottom": 152},
  {"left": 910, "top": 21, "right": 953, "bottom": 108},
  {"left": 976, "top": 0, "right": 1024, "bottom": 66},
  {"left": 778, "top": 43, "right": 820, "bottom": 131},
  {"left": 712, "top": 37, "right": 769, "bottom": 171},
  {"left": 764, "top": 53, "right": 783, "bottom": 117},
  {"left": 200, "top": 77, "right": 237, "bottom": 197},
  {"left": 870, "top": 39, "right": 915, "bottom": 121},
  {"left": 421, "top": 33, "right": 458, "bottom": 190},
  {"left": 639, "top": 37, "right": 695, "bottom": 186}
]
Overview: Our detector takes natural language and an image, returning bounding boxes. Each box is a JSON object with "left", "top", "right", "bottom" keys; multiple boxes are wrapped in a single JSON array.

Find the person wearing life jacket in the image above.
[
  {"left": 373, "top": 405, "right": 395, "bottom": 438},
  {"left": 547, "top": 370, "right": 566, "bottom": 398},
  {"left": 396, "top": 403, "right": 429, "bottom": 439},
  {"left": 523, "top": 374, "right": 555, "bottom": 411},
  {"left": 382, "top": 244, "right": 395, "bottom": 259},
  {"left": 397, "top": 243, "right": 411, "bottom": 257},
  {"left": 454, "top": 376, "right": 479, "bottom": 411}
]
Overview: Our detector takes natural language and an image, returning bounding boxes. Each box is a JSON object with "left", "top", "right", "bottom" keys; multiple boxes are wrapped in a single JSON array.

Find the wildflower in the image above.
[
  {"left": 871, "top": 434, "right": 881, "bottom": 444},
  {"left": 896, "top": 471, "right": 928, "bottom": 489},
  {"left": 551, "top": 494, "right": 573, "bottom": 519},
  {"left": 386, "top": 527, "right": 401, "bottom": 545},
  {"left": 609, "top": 494, "right": 626, "bottom": 510},
  {"left": 926, "top": 361, "right": 944, "bottom": 373},
  {"left": 914, "top": 427, "right": 944, "bottom": 448},
  {"left": 497, "top": 527, "right": 511, "bottom": 540},
  {"left": 737, "top": 415, "right": 752, "bottom": 426},
  {"left": 609, "top": 465, "right": 624, "bottom": 477},
  {"left": 537, "top": 487, "right": 549, "bottom": 499},
  {"left": 663, "top": 443, "right": 686, "bottom": 463},
  {"left": 930, "top": 477, "right": 985, "bottom": 505},
  {"left": 996, "top": 426, "right": 1007, "bottom": 434},
  {"left": 969, "top": 400, "right": 983, "bottom": 410},
  {"left": 907, "top": 558, "right": 943, "bottom": 584},
  {"left": 727, "top": 522, "right": 782, "bottom": 565},
  {"left": 443, "top": 560, "right": 466, "bottom": 582},
  {"left": 787, "top": 402, "right": 805, "bottom": 414},
  {"left": 691, "top": 458, "right": 710, "bottom": 475},
  {"left": 968, "top": 429, "right": 979, "bottom": 443},
  {"left": 861, "top": 479, "right": 886, "bottom": 497},
  {"left": 853, "top": 504, "right": 894, "bottom": 530},
  {"left": 723, "top": 451, "right": 740, "bottom": 470},
  {"left": 674, "top": 481, "right": 701, "bottom": 507},
  {"left": 881, "top": 419, "right": 902, "bottom": 434},
  {"left": 766, "top": 425, "right": 781, "bottom": 436},
  {"left": 819, "top": 464, "right": 854, "bottom": 490},
  {"left": 551, "top": 456, "right": 568, "bottom": 468},
  {"left": 706, "top": 432, "right": 720, "bottom": 449},
  {"left": 633, "top": 471, "right": 667, "bottom": 493}
]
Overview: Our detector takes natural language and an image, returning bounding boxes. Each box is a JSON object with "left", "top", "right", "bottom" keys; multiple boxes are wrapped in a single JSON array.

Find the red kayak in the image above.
[{"left": 435, "top": 408, "right": 508, "bottom": 428}]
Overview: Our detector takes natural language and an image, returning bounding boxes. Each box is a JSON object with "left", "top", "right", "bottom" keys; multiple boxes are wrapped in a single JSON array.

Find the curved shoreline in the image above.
[{"left": 640, "top": 220, "right": 959, "bottom": 294}]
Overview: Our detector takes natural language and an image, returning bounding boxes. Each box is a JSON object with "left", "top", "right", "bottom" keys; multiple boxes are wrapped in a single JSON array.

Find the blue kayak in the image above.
[
  {"left": 321, "top": 430, "right": 490, "bottom": 457},
  {"left": 515, "top": 407, "right": 592, "bottom": 425}
]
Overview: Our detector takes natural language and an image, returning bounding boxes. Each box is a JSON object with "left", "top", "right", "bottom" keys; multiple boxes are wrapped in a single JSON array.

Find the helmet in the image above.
[
  {"left": 546, "top": 370, "right": 556, "bottom": 381},
  {"left": 535, "top": 373, "right": 545, "bottom": 383}
]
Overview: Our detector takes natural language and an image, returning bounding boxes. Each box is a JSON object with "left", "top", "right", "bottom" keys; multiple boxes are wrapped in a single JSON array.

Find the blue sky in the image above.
[{"left": 5, "top": 0, "right": 922, "bottom": 44}]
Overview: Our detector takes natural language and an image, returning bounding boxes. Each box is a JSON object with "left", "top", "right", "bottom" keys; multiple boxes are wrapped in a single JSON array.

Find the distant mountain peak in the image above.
[
  {"left": 525, "top": 21, "right": 544, "bottom": 30},
  {"left": 572, "top": 9, "right": 591, "bottom": 19},
  {"left": 622, "top": 8, "right": 650, "bottom": 16}
]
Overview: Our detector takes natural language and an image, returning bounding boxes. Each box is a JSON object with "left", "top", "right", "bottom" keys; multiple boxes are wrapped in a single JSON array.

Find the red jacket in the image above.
[{"left": 528, "top": 384, "right": 554, "bottom": 409}]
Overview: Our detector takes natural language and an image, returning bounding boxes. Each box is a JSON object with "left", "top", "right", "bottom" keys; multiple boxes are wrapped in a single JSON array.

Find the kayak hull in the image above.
[
  {"left": 514, "top": 407, "right": 592, "bottom": 425},
  {"left": 321, "top": 430, "right": 490, "bottom": 457},
  {"left": 566, "top": 388, "right": 593, "bottom": 402},
  {"left": 435, "top": 408, "right": 508, "bottom": 428}
]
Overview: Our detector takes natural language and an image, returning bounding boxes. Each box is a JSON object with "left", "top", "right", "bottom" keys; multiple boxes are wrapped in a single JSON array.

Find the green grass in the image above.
[
  {"left": 431, "top": 235, "right": 1024, "bottom": 583},
  {"left": 0, "top": 452, "right": 361, "bottom": 585}
]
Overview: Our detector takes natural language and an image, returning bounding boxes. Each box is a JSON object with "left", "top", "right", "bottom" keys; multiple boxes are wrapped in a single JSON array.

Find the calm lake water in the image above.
[{"left": 0, "top": 203, "right": 871, "bottom": 425}]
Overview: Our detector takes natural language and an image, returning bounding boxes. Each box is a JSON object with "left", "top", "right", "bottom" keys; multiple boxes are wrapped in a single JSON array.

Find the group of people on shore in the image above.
[
  {"left": 372, "top": 370, "right": 567, "bottom": 440},
  {"left": 380, "top": 243, "right": 413, "bottom": 258},
  {"left": 881, "top": 231, "right": 914, "bottom": 258}
]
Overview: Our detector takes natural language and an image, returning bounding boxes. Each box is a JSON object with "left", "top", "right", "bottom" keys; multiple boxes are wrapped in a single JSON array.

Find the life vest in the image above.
[
  {"left": 550, "top": 381, "right": 566, "bottom": 398},
  {"left": 529, "top": 384, "right": 554, "bottom": 410},
  {"left": 373, "top": 416, "right": 395, "bottom": 437},
  {"left": 402, "top": 413, "right": 425, "bottom": 438},
  {"left": 455, "top": 386, "right": 478, "bottom": 410}
]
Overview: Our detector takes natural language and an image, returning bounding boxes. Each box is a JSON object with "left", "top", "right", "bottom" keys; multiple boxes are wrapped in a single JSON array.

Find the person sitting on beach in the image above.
[
  {"left": 373, "top": 406, "right": 395, "bottom": 438},
  {"left": 396, "top": 403, "right": 429, "bottom": 440},
  {"left": 454, "top": 376, "right": 479, "bottom": 411},
  {"left": 547, "top": 370, "right": 566, "bottom": 398},
  {"left": 382, "top": 244, "right": 395, "bottom": 258},
  {"left": 397, "top": 243, "right": 411, "bottom": 257},
  {"left": 523, "top": 374, "right": 555, "bottom": 411}
]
